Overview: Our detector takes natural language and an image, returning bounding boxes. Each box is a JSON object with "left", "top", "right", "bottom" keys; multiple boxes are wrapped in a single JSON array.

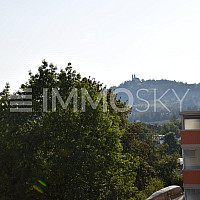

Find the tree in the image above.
[
  {"left": 0, "top": 61, "right": 140, "bottom": 200},
  {"left": 140, "top": 177, "right": 164, "bottom": 199},
  {"left": 164, "top": 132, "right": 181, "bottom": 155},
  {"left": 154, "top": 154, "right": 182, "bottom": 186},
  {"left": 0, "top": 61, "right": 183, "bottom": 200},
  {"left": 161, "top": 123, "right": 180, "bottom": 137}
]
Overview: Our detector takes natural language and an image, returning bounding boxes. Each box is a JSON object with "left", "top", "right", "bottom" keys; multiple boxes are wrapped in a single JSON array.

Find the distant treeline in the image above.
[{"left": 111, "top": 78, "right": 200, "bottom": 122}]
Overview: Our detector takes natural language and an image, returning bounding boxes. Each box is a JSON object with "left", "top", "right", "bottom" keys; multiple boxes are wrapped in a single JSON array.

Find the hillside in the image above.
[{"left": 110, "top": 75, "right": 200, "bottom": 122}]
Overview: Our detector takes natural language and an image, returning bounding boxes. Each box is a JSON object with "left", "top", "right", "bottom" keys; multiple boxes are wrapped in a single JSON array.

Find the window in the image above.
[
  {"left": 184, "top": 150, "right": 196, "bottom": 158},
  {"left": 184, "top": 119, "right": 200, "bottom": 130},
  {"left": 184, "top": 149, "right": 200, "bottom": 170}
]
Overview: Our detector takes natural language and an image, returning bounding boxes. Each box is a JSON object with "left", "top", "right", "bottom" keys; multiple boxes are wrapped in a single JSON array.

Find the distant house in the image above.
[{"left": 152, "top": 134, "right": 165, "bottom": 145}]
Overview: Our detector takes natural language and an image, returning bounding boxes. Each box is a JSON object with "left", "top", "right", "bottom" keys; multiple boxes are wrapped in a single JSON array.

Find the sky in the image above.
[{"left": 1, "top": 0, "right": 200, "bottom": 92}]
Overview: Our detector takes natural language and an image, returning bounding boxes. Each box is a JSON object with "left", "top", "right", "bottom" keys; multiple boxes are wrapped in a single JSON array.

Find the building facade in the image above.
[{"left": 180, "top": 111, "right": 200, "bottom": 199}]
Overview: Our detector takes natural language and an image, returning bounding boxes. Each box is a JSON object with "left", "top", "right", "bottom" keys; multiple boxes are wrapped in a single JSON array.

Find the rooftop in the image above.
[{"left": 179, "top": 111, "right": 200, "bottom": 116}]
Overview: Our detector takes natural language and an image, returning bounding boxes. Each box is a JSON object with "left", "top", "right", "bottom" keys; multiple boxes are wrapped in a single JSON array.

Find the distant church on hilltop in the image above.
[{"left": 132, "top": 74, "right": 140, "bottom": 82}]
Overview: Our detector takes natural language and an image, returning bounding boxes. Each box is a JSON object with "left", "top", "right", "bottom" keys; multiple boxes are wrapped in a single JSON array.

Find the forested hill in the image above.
[{"left": 110, "top": 77, "right": 200, "bottom": 122}]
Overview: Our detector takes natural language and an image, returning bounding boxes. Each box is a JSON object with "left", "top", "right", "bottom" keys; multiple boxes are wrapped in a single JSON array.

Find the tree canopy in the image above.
[{"left": 0, "top": 60, "right": 182, "bottom": 200}]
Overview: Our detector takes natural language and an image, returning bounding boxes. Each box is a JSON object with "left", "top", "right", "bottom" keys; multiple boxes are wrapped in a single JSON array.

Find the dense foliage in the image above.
[{"left": 0, "top": 61, "right": 182, "bottom": 200}]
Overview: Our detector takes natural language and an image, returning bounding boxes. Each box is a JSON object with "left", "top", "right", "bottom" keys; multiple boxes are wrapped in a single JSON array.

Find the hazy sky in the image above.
[{"left": 1, "top": 0, "right": 200, "bottom": 91}]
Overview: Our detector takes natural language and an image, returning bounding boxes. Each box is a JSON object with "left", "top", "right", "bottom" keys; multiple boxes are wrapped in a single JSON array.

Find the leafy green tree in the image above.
[
  {"left": 164, "top": 132, "right": 181, "bottom": 155},
  {"left": 155, "top": 154, "right": 182, "bottom": 186},
  {"left": 0, "top": 61, "right": 184, "bottom": 200},
  {"left": 140, "top": 177, "right": 164, "bottom": 199},
  {"left": 161, "top": 123, "right": 180, "bottom": 136},
  {"left": 0, "top": 61, "right": 140, "bottom": 200}
]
